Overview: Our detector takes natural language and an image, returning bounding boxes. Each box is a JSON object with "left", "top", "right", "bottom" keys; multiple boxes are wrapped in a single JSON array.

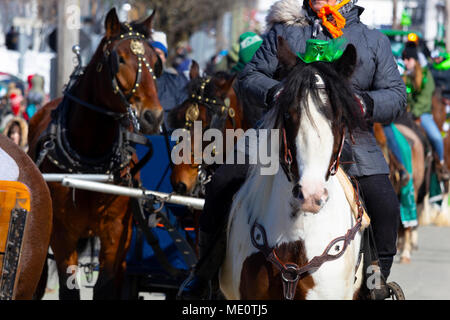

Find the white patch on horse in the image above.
[
  {"left": 220, "top": 79, "right": 362, "bottom": 300},
  {"left": 0, "top": 147, "right": 19, "bottom": 181}
]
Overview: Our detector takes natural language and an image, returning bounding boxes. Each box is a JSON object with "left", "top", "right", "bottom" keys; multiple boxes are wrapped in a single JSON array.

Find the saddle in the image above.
[
  {"left": 0, "top": 181, "right": 30, "bottom": 300},
  {"left": 336, "top": 167, "right": 371, "bottom": 230}
]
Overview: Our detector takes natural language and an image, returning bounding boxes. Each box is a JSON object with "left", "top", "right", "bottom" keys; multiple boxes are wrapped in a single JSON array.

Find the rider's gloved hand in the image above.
[
  {"left": 266, "top": 82, "right": 284, "bottom": 107},
  {"left": 354, "top": 92, "right": 374, "bottom": 119}
]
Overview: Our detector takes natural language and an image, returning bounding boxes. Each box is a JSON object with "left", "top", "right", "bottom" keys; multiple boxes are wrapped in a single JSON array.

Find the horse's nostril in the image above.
[
  {"left": 292, "top": 184, "right": 304, "bottom": 200},
  {"left": 175, "top": 182, "right": 187, "bottom": 194}
]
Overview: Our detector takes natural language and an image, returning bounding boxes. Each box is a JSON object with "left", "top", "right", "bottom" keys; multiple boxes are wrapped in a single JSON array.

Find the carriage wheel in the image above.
[{"left": 387, "top": 282, "right": 406, "bottom": 300}]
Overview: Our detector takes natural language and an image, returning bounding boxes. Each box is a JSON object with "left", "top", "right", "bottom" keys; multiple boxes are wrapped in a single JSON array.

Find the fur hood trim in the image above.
[
  {"left": 266, "top": 0, "right": 309, "bottom": 30},
  {"left": 3, "top": 116, "right": 28, "bottom": 149}
]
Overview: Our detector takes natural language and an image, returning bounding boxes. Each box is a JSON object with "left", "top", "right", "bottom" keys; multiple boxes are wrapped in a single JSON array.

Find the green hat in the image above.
[
  {"left": 238, "top": 32, "right": 263, "bottom": 64},
  {"left": 297, "top": 38, "right": 348, "bottom": 64}
]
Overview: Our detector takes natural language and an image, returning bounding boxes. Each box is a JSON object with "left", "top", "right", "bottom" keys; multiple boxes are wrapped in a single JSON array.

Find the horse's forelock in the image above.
[{"left": 276, "top": 61, "right": 364, "bottom": 135}]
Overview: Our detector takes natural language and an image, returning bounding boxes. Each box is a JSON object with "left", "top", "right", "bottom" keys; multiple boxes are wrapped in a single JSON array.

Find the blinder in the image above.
[
  {"left": 109, "top": 50, "right": 120, "bottom": 75},
  {"left": 154, "top": 54, "right": 163, "bottom": 78},
  {"left": 100, "top": 24, "right": 161, "bottom": 131}
]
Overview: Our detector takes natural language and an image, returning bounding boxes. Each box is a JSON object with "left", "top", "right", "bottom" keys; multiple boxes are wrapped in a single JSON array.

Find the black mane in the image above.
[{"left": 275, "top": 60, "right": 366, "bottom": 134}]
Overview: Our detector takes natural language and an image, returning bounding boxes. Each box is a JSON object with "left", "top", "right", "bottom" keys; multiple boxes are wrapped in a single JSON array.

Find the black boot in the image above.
[
  {"left": 368, "top": 263, "right": 391, "bottom": 300},
  {"left": 177, "top": 231, "right": 216, "bottom": 300}
]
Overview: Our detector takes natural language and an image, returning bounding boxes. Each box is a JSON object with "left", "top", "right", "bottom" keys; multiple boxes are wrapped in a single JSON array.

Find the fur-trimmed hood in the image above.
[
  {"left": 265, "top": 0, "right": 361, "bottom": 31},
  {"left": 265, "top": 0, "right": 309, "bottom": 30},
  {"left": 2, "top": 116, "right": 28, "bottom": 150}
]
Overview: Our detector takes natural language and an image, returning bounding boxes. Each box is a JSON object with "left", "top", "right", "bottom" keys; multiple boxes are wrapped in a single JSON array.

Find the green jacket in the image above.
[{"left": 405, "top": 67, "right": 435, "bottom": 118}]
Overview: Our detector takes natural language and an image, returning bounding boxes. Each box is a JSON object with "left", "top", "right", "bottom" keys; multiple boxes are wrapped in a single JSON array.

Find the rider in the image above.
[
  {"left": 178, "top": 0, "right": 406, "bottom": 299},
  {"left": 402, "top": 42, "right": 450, "bottom": 180},
  {"left": 151, "top": 31, "right": 190, "bottom": 130}
]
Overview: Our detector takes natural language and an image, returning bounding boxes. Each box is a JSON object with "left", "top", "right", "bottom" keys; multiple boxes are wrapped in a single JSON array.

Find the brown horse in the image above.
[
  {"left": 28, "top": 9, "right": 163, "bottom": 299},
  {"left": 0, "top": 134, "right": 52, "bottom": 299},
  {"left": 168, "top": 71, "right": 250, "bottom": 196}
]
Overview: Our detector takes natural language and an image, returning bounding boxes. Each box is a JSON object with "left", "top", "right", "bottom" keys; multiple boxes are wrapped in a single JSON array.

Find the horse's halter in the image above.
[
  {"left": 280, "top": 74, "right": 346, "bottom": 190},
  {"left": 183, "top": 77, "right": 236, "bottom": 131},
  {"left": 178, "top": 77, "right": 236, "bottom": 195},
  {"left": 98, "top": 23, "right": 161, "bottom": 131}
]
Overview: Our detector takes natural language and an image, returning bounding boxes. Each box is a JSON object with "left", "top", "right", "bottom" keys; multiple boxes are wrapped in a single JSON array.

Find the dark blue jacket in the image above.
[
  {"left": 238, "top": 2, "right": 407, "bottom": 177},
  {"left": 156, "top": 69, "right": 189, "bottom": 129}
]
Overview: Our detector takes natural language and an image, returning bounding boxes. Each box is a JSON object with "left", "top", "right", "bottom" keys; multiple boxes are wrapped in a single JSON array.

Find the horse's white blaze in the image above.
[
  {"left": 0, "top": 147, "right": 19, "bottom": 181},
  {"left": 220, "top": 83, "right": 362, "bottom": 300},
  {"left": 296, "top": 93, "right": 333, "bottom": 199}
]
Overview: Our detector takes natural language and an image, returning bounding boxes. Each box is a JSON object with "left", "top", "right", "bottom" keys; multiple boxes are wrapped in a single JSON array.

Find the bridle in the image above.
[
  {"left": 178, "top": 77, "right": 237, "bottom": 195},
  {"left": 183, "top": 77, "right": 236, "bottom": 131},
  {"left": 73, "top": 22, "right": 161, "bottom": 131},
  {"left": 35, "top": 23, "right": 158, "bottom": 177},
  {"left": 279, "top": 75, "right": 346, "bottom": 185},
  {"left": 251, "top": 73, "right": 365, "bottom": 300}
]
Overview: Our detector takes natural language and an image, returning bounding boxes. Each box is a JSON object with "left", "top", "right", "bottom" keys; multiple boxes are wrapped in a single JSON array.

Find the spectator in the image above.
[
  {"left": 5, "top": 26, "right": 19, "bottom": 51},
  {"left": 231, "top": 32, "right": 263, "bottom": 73},
  {"left": 151, "top": 31, "right": 190, "bottom": 129},
  {"left": 3, "top": 116, "right": 28, "bottom": 151}
]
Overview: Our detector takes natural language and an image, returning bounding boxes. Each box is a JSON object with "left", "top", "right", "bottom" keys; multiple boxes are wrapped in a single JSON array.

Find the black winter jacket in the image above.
[{"left": 238, "top": 1, "right": 407, "bottom": 177}]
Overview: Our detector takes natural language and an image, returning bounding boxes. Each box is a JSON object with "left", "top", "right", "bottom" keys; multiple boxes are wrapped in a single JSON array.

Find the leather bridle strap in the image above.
[
  {"left": 102, "top": 24, "right": 159, "bottom": 131},
  {"left": 250, "top": 185, "right": 364, "bottom": 300},
  {"left": 64, "top": 91, "right": 128, "bottom": 121},
  {"left": 328, "top": 127, "right": 346, "bottom": 177}
]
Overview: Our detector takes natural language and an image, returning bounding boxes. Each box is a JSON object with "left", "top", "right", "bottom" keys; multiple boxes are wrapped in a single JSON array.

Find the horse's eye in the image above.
[{"left": 119, "top": 57, "right": 125, "bottom": 64}]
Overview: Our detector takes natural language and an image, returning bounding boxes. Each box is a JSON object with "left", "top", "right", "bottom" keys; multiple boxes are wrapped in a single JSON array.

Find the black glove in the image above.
[
  {"left": 265, "top": 82, "right": 284, "bottom": 107},
  {"left": 354, "top": 92, "right": 374, "bottom": 119}
]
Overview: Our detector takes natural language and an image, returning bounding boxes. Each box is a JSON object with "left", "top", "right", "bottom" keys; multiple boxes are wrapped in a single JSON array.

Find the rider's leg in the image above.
[
  {"left": 383, "top": 124, "right": 410, "bottom": 185},
  {"left": 178, "top": 162, "right": 249, "bottom": 299},
  {"left": 420, "top": 113, "right": 445, "bottom": 162},
  {"left": 356, "top": 174, "right": 400, "bottom": 280},
  {"left": 383, "top": 125, "right": 405, "bottom": 166}
]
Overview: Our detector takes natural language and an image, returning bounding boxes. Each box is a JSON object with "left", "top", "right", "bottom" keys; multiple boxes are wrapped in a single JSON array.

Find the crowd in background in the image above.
[{"left": 0, "top": 72, "right": 47, "bottom": 152}]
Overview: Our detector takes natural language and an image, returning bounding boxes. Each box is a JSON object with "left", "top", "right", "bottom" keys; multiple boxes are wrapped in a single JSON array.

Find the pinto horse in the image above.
[
  {"left": 0, "top": 134, "right": 52, "bottom": 299},
  {"left": 168, "top": 71, "right": 250, "bottom": 196},
  {"left": 220, "top": 37, "right": 369, "bottom": 299},
  {"left": 28, "top": 8, "right": 163, "bottom": 299}
]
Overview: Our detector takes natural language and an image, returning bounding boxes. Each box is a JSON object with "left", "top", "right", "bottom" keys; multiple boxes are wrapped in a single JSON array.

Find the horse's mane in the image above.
[
  {"left": 267, "top": 61, "right": 365, "bottom": 135},
  {"left": 249, "top": 60, "right": 366, "bottom": 183}
]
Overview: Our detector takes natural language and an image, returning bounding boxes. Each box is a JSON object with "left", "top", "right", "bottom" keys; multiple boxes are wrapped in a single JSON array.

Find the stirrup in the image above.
[{"left": 386, "top": 282, "right": 406, "bottom": 300}]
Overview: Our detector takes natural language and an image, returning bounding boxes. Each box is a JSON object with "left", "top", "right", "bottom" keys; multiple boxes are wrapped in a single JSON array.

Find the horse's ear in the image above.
[
  {"left": 189, "top": 60, "right": 200, "bottom": 80},
  {"left": 277, "top": 36, "right": 298, "bottom": 70},
  {"left": 218, "top": 74, "right": 236, "bottom": 95},
  {"left": 105, "top": 8, "right": 121, "bottom": 38},
  {"left": 333, "top": 44, "right": 357, "bottom": 79},
  {"left": 139, "top": 9, "right": 156, "bottom": 37}
]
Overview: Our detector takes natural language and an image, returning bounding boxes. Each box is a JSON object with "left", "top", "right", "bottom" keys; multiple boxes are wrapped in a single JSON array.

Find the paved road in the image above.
[
  {"left": 43, "top": 226, "right": 450, "bottom": 300},
  {"left": 390, "top": 226, "right": 450, "bottom": 300}
]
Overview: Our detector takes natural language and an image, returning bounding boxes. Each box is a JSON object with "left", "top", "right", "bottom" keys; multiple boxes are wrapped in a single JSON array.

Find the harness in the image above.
[
  {"left": 184, "top": 77, "right": 236, "bottom": 131},
  {"left": 181, "top": 77, "right": 237, "bottom": 196},
  {"left": 35, "top": 24, "right": 156, "bottom": 179}
]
